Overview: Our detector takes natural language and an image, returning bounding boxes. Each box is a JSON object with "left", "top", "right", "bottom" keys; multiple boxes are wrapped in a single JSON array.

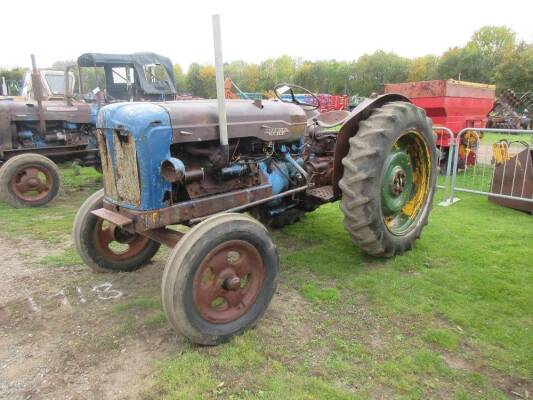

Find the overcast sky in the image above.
[{"left": 1, "top": 0, "right": 532, "bottom": 70}]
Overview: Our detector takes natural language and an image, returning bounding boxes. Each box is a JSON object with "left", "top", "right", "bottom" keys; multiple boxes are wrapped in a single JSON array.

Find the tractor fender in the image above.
[{"left": 332, "top": 93, "right": 411, "bottom": 198}]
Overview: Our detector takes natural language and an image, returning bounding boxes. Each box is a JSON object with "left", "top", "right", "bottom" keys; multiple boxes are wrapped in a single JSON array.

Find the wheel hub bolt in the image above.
[
  {"left": 223, "top": 276, "right": 241, "bottom": 291},
  {"left": 28, "top": 178, "right": 39, "bottom": 187},
  {"left": 392, "top": 171, "right": 407, "bottom": 196}
]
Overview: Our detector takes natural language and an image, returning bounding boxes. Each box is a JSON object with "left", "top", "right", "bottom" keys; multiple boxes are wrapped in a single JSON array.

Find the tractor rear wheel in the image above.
[
  {"left": 0, "top": 153, "right": 61, "bottom": 208},
  {"left": 339, "top": 102, "right": 436, "bottom": 257},
  {"left": 162, "top": 213, "right": 278, "bottom": 345},
  {"left": 73, "top": 189, "right": 161, "bottom": 272}
]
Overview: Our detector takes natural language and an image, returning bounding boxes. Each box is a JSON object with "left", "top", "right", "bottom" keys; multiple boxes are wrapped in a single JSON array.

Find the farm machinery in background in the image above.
[
  {"left": 487, "top": 89, "right": 532, "bottom": 131},
  {"left": 224, "top": 78, "right": 349, "bottom": 112},
  {"left": 0, "top": 52, "right": 176, "bottom": 208},
  {"left": 384, "top": 79, "right": 496, "bottom": 169}
]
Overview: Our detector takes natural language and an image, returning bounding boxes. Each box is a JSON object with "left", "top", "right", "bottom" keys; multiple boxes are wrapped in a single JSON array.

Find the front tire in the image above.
[
  {"left": 0, "top": 153, "right": 61, "bottom": 208},
  {"left": 73, "top": 189, "right": 161, "bottom": 272},
  {"left": 162, "top": 213, "right": 278, "bottom": 345},
  {"left": 339, "top": 102, "right": 437, "bottom": 257}
]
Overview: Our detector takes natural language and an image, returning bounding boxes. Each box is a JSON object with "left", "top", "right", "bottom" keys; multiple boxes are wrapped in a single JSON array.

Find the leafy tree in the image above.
[
  {"left": 350, "top": 51, "right": 411, "bottom": 95},
  {"left": 470, "top": 25, "right": 516, "bottom": 61},
  {"left": 0, "top": 67, "right": 26, "bottom": 95},
  {"left": 408, "top": 55, "right": 439, "bottom": 81},
  {"left": 186, "top": 63, "right": 202, "bottom": 96},
  {"left": 197, "top": 65, "right": 216, "bottom": 98},
  {"left": 494, "top": 42, "right": 533, "bottom": 93},
  {"left": 173, "top": 64, "right": 187, "bottom": 93}
]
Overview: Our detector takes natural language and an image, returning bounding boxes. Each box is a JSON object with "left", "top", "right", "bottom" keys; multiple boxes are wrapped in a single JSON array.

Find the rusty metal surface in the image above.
[
  {"left": 139, "top": 227, "right": 184, "bottom": 248},
  {"left": 161, "top": 100, "right": 307, "bottom": 144},
  {"left": 193, "top": 240, "right": 264, "bottom": 323},
  {"left": 31, "top": 55, "right": 46, "bottom": 134},
  {"left": 97, "top": 132, "right": 118, "bottom": 199},
  {"left": 3, "top": 146, "right": 98, "bottom": 161},
  {"left": 2, "top": 100, "right": 94, "bottom": 124},
  {"left": 384, "top": 80, "right": 496, "bottom": 99},
  {"left": 489, "top": 148, "right": 533, "bottom": 213},
  {"left": 91, "top": 207, "right": 133, "bottom": 227},
  {"left": 488, "top": 89, "right": 532, "bottom": 130},
  {"left": 332, "top": 94, "right": 410, "bottom": 197},
  {"left": 103, "top": 184, "right": 273, "bottom": 231},
  {"left": 0, "top": 105, "right": 11, "bottom": 154},
  {"left": 306, "top": 185, "right": 334, "bottom": 202},
  {"left": 9, "top": 164, "right": 53, "bottom": 202},
  {"left": 111, "top": 132, "right": 141, "bottom": 206}
]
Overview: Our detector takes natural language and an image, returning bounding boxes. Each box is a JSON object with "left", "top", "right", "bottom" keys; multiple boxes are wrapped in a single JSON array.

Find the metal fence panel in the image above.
[{"left": 443, "top": 127, "right": 533, "bottom": 211}]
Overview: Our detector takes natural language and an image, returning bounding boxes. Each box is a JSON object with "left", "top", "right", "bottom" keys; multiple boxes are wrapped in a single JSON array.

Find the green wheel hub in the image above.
[
  {"left": 381, "top": 130, "right": 431, "bottom": 235},
  {"left": 381, "top": 151, "right": 413, "bottom": 214}
]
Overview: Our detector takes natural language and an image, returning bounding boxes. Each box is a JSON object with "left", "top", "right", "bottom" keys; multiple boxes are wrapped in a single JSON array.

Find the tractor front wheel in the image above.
[
  {"left": 73, "top": 189, "right": 161, "bottom": 272},
  {"left": 339, "top": 101, "right": 437, "bottom": 257},
  {"left": 162, "top": 213, "right": 278, "bottom": 345}
]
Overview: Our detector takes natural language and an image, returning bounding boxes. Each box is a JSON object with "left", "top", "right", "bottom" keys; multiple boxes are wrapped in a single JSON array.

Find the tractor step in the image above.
[{"left": 306, "top": 185, "right": 334, "bottom": 202}]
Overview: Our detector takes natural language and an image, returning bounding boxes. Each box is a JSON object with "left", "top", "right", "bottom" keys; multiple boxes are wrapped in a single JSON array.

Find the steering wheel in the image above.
[{"left": 274, "top": 83, "right": 320, "bottom": 110}]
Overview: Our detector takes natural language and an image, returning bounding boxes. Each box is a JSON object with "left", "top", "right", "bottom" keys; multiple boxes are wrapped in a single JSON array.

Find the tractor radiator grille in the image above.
[{"left": 97, "top": 129, "right": 141, "bottom": 206}]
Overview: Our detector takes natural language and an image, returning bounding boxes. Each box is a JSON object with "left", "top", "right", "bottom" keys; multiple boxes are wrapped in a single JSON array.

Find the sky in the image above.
[{"left": 1, "top": 0, "right": 532, "bottom": 70}]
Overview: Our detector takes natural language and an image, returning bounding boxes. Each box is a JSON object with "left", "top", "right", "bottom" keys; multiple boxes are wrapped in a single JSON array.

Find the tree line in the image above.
[
  {"left": 173, "top": 26, "right": 532, "bottom": 98},
  {"left": 2, "top": 26, "right": 531, "bottom": 99}
]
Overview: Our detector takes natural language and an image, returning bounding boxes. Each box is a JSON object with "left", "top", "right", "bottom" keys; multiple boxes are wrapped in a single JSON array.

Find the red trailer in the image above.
[{"left": 384, "top": 80, "right": 495, "bottom": 166}]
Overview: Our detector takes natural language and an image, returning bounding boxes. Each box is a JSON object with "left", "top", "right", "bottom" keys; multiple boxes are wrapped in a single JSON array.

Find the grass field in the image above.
[
  {"left": 480, "top": 132, "right": 532, "bottom": 146},
  {"left": 1, "top": 164, "right": 531, "bottom": 399}
]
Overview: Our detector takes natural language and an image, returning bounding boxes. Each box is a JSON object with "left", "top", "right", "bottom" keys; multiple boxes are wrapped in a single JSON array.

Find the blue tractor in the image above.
[{"left": 73, "top": 83, "right": 437, "bottom": 345}]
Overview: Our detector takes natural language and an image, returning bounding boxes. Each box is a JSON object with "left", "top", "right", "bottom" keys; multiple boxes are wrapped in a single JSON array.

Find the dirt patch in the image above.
[
  {"left": 0, "top": 236, "right": 180, "bottom": 400},
  {"left": 0, "top": 236, "right": 319, "bottom": 400}
]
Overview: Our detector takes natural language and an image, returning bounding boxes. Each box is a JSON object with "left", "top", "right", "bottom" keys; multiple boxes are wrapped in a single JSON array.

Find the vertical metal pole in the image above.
[
  {"left": 31, "top": 54, "right": 46, "bottom": 134},
  {"left": 1, "top": 76, "right": 7, "bottom": 96},
  {"left": 212, "top": 14, "right": 229, "bottom": 164}
]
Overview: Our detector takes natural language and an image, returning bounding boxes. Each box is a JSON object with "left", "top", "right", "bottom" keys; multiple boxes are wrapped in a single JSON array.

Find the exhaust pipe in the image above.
[
  {"left": 30, "top": 54, "right": 46, "bottom": 134},
  {"left": 212, "top": 14, "right": 229, "bottom": 165}
]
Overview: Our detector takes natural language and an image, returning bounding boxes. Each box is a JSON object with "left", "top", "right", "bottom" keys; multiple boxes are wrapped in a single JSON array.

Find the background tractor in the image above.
[{"left": 0, "top": 53, "right": 176, "bottom": 208}]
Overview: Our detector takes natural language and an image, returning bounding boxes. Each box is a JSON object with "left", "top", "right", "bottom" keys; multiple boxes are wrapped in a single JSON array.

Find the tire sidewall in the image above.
[
  {"left": 74, "top": 189, "right": 160, "bottom": 272},
  {"left": 375, "top": 113, "right": 437, "bottom": 248},
  {"left": 168, "top": 219, "right": 278, "bottom": 344}
]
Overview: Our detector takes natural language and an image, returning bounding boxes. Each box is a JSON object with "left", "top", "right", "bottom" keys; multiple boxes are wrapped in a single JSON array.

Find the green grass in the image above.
[
  {"left": 148, "top": 193, "right": 531, "bottom": 399},
  {"left": 1, "top": 164, "right": 531, "bottom": 399},
  {"left": 0, "top": 163, "right": 101, "bottom": 245},
  {"left": 480, "top": 132, "right": 532, "bottom": 145}
]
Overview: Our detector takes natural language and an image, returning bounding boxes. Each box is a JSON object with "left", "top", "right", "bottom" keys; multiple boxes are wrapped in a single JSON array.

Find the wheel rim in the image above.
[
  {"left": 10, "top": 164, "right": 53, "bottom": 202},
  {"left": 93, "top": 219, "right": 152, "bottom": 261},
  {"left": 381, "top": 130, "right": 431, "bottom": 235},
  {"left": 193, "top": 240, "right": 265, "bottom": 324}
]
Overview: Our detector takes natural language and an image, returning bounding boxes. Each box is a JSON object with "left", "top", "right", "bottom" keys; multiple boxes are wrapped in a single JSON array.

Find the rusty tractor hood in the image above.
[
  {"left": 0, "top": 99, "right": 94, "bottom": 124},
  {"left": 161, "top": 99, "right": 307, "bottom": 144}
]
